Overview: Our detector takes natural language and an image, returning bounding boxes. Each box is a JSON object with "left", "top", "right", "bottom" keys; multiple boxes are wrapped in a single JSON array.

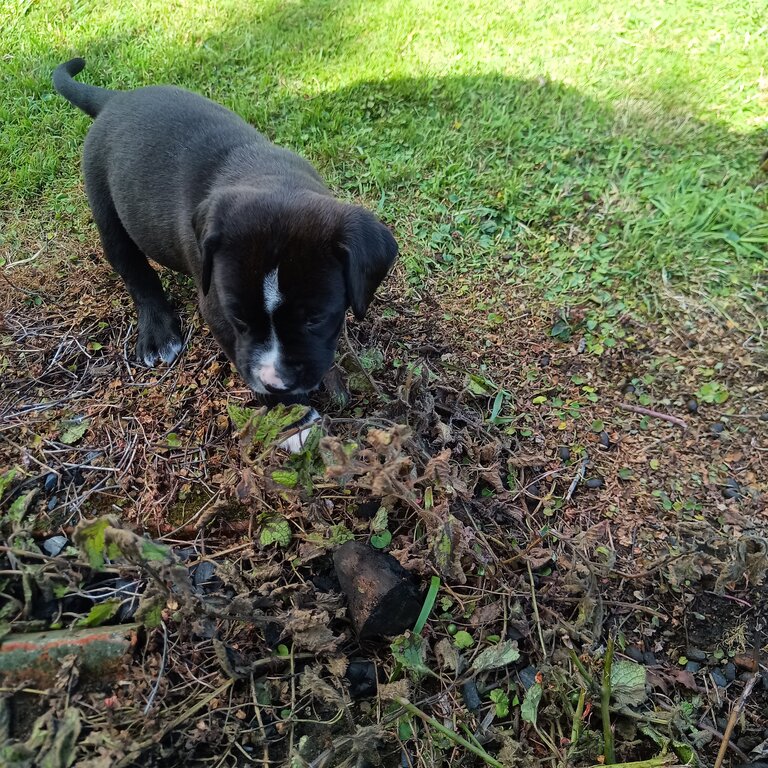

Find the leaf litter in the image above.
[{"left": 0, "top": 251, "right": 767, "bottom": 766}]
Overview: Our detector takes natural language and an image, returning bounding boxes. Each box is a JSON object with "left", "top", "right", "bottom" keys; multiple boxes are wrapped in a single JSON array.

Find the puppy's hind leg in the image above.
[{"left": 89, "top": 192, "right": 183, "bottom": 367}]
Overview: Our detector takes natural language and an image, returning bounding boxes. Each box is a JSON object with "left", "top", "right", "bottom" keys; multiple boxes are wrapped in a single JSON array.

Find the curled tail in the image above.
[{"left": 53, "top": 58, "right": 115, "bottom": 118}]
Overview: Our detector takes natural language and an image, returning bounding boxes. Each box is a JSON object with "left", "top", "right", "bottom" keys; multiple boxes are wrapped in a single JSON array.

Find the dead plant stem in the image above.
[
  {"left": 394, "top": 697, "right": 503, "bottom": 768},
  {"left": 713, "top": 671, "right": 761, "bottom": 768},
  {"left": 602, "top": 632, "right": 616, "bottom": 764},
  {"left": 527, "top": 561, "right": 547, "bottom": 659}
]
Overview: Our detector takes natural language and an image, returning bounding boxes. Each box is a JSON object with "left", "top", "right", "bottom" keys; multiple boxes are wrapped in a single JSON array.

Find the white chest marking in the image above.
[
  {"left": 250, "top": 268, "right": 286, "bottom": 392},
  {"left": 264, "top": 269, "right": 282, "bottom": 314}
]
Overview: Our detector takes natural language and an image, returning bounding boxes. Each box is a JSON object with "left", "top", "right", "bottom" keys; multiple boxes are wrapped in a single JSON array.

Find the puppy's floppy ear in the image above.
[
  {"left": 192, "top": 199, "right": 221, "bottom": 297},
  {"left": 338, "top": 206, "right": 398, "bottom": 320}
]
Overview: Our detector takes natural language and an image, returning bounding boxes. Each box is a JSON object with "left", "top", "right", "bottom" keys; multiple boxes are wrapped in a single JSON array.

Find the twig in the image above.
[
  {"left": 527, "top": 561, "right": 547, "bottom": 659},
  {"left": 143, "top": 620, "right": 169, "bottom": 714},
  {"left": 394, "top": 697, "right": 504, "bottom": 768},
  {"left": 602, "top": 632, "right": 616, "bottom": 764},
  {"left": 587, "top": 756, "right": 679, "bottom": 768},
  {"left": 696, "top": 721, "right": 749, "bottom": 762},
  {"left": 713, "top": 671, "right": 761, "bottom": 768},
  {"left": 617, "top": 403, "right": 688, "bottom": 430},
  {"left": 565, "top": 455, "right": 588, "bottom": 501}
]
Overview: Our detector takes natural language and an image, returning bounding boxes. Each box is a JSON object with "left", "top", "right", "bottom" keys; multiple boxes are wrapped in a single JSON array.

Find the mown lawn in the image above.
[{"left": 2, "top": 0, "right": 767, "bottom": 317}]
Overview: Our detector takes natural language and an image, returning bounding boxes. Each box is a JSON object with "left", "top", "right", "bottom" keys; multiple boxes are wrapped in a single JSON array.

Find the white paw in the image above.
[
  {"left": 278, "top": 409, "right": 321, "bottom": 453},
  {"left": 159, "top": 339, "right": 183, "bottom": 364}
]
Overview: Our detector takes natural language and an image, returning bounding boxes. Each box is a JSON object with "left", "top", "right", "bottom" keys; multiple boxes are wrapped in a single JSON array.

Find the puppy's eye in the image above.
[
  {"left": 305, "top": 315, "right": 324, "bottom": 329},
  {"left": 232, "top": 316, "right": 249, "bottom": 334}
]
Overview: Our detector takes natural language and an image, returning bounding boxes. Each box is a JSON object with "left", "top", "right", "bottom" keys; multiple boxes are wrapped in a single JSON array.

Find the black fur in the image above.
[{"left": 52, "top": 58, "right": 397, "bottom": 398}]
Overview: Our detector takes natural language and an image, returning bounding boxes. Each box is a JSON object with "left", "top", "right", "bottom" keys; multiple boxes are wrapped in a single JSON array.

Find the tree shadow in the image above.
[
  {"left": 264, "top": 74, "right": 766, "bottom": 295},
  {"left": 10, "top": 0, "right": 767, "bottom": 297}
]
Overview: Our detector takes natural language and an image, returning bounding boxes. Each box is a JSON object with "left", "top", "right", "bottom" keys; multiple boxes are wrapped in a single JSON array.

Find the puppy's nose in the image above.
[{"left": 259, "top": 364, "right": 287, "bottom": 392}]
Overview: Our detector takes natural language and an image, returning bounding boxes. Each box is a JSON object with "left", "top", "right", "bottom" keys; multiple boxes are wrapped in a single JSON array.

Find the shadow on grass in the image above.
[
  {"left": 268, "top": 74, "right": 766, "bottom": 302},
  {"left": 5, "top": 0, "right": 766, "bottom": 304}
]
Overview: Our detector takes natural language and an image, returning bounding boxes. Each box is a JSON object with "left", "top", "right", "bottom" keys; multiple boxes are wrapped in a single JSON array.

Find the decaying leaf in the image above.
[
  {"left": 391, "top": 632, "right": 432, "bottom": 680},
  {"left": 299, "top": 666, "right": 345, "bottom": 708},
  {"left": 434, "top": 637, "right": 460, "bottom": 672},
  {"left": 282, "top": 608, "right": 340, "bottom": 653},
  {"left": 611, "top": 659, "right": 648, "bottom": 707},
  {"left": 377, "top": 679, "right": 410, "bottom": 702},
  {"left": 259, "top": 517, "right": 292, "bottom": 548},
  {"left": 75, "top": 600, "right": 120, "bottom": 628},
  {"left": 521, "top": 682, "right": 542, "bottom": 725},
  {"left": 471, "top": 640, "right": 521, "bottom": 674},
  {"left": 59, "top": 418, "right": 90, "bottom": 445}
]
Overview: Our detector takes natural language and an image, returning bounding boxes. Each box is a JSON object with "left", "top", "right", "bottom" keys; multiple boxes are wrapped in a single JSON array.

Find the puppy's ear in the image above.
[
  {"left": 339, "top": 207, "right": 398, "bottom": 320},
  {"left": 192, "top": 199, "right": 221, "bottom": 297}
]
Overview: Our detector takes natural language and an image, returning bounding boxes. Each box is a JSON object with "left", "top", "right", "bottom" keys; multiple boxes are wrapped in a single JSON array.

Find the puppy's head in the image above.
[{"left": 193, "top": 189, "right": 397, "bottom": 396}]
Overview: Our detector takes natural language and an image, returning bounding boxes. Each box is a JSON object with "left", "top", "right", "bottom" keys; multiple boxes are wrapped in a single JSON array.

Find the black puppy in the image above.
[{"left": 53, "top": 58, "right": 396, "bottom": 444}]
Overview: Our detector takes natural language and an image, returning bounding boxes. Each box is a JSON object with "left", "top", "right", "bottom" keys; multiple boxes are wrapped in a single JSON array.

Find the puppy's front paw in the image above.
[
  {"left": 279, "top": 408, "right": 321, "bottom": 453},
  {"left": 137, "top": 310, "right": 183, "bottom": 367}
]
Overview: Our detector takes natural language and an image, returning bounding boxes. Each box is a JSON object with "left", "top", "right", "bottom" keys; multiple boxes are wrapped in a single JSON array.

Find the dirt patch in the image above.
[{"left": 1, "top": 247, "right": 767, "bottom": 767}]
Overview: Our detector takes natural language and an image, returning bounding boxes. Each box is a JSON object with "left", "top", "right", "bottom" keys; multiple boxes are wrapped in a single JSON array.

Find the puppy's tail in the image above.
[{"left": 53, "top": 58, "right": 115, "bottom": 118}]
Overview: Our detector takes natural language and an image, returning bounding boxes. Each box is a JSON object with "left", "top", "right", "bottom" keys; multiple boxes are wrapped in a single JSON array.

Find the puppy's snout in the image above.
[{"left": 259, "top": 364, "right": 287, "bottom": 392}]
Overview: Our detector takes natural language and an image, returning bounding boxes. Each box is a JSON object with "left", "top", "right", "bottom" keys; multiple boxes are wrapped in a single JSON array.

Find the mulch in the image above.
[{"left": 1, "top": 242, "right": 767, "bottom": 767}]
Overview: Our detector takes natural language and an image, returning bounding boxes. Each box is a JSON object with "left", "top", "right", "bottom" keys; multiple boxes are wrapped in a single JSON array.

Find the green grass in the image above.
[{"left": 2, "top": 0, "right": 766, "bottom": 313}]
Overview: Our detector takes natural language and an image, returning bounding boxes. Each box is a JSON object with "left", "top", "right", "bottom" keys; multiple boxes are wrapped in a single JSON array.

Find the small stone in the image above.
[
  {"left": 345, "top": 660, "right": 378, "bottom": 699},
  {"left": 710, "top": 669, "right": 727, "bottom": 688},
  {"left": 625, "top": 646, "right": 644, "bottom": 663},
  {"left": 723, "top": 478, "right": 742, "bottom": 500},
  {"left": 42, "top": 535, "right": 68, "bottom": 557},
  {"left": 525, "top": 482, "right": 541, "bottom": 508},
  {"left": 585, "top": 476, "right": 604, "bottom": 490},
  {"left": 686, "top": 648, "right": 707, "bottom": 662},
  {"left": 739, "top": 672, "right": 754, "bottom": 683},
  {"left": 709, "top": 422, "right": 725, "bottom": 436},
  {"left": 47, "top": 496, "right": 58, "bottom": 511},
  {"left": 736, "top": 735, "right": 763, "bottom": 753},
  {"left": 686, "top": 399, "right": 698, "bottom": 414},
  {"left": 43, "top": 473, "right": 58, "bottom": 494},
  {"left": 623, "top": 383, "right": 636, "bottom": 394},
  {"left": 685, "top": 661, "right": 701, "bottom": 673},
  {"left": 193, "top": 561, "right": 217, "bottom": 588},
  {"left": 760, "top": 413, "right": 768, "bottom": 422},
  {"left": 354, "top": 500, "right": 381, "bottom": 520},
  {"left": 506, "top": 626, "right": 525, "bottom": 642},
  {"left": 723, "top": 662, "right": 736, "bottom": 682},
  {"left": 643, "top": 651, "right": 657, "bottom": 666},
  {"left": 461, "top": 680, "right": 482, "bottom": 711},
  {"left": 539, "top": 354, "right": 551, "bottom": 368},
  {"left": 518, "top": 665, "right": 537, "bottom": 690},
  {"left": 598, "top": 432, "right": 611, "bottom": 449},
  {"left": 558, "top": 446, "right": 571, "bottom": 462}
]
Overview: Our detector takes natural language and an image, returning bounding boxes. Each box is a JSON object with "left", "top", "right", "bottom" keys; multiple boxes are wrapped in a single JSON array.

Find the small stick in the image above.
[
  {"left": 617, "top": 403, "right": 687, "bottom": 430},
  {"left": 394, "top": 697, "right": 504, "bottom": 768},
  {"left": 527, "top": 561, "right": 547, "bottom": 659},
  {"left": 587, "top": 756, "right": 679, "bottom": 768},
  {"left": 713, "top": 671, "right": 761, "bottom": 768},
  {"left": 565, "top": 455, "right": 588, "bottom": 501},
  {"left": 602, "top": 632, "right": 616, "bottom": 764}
]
